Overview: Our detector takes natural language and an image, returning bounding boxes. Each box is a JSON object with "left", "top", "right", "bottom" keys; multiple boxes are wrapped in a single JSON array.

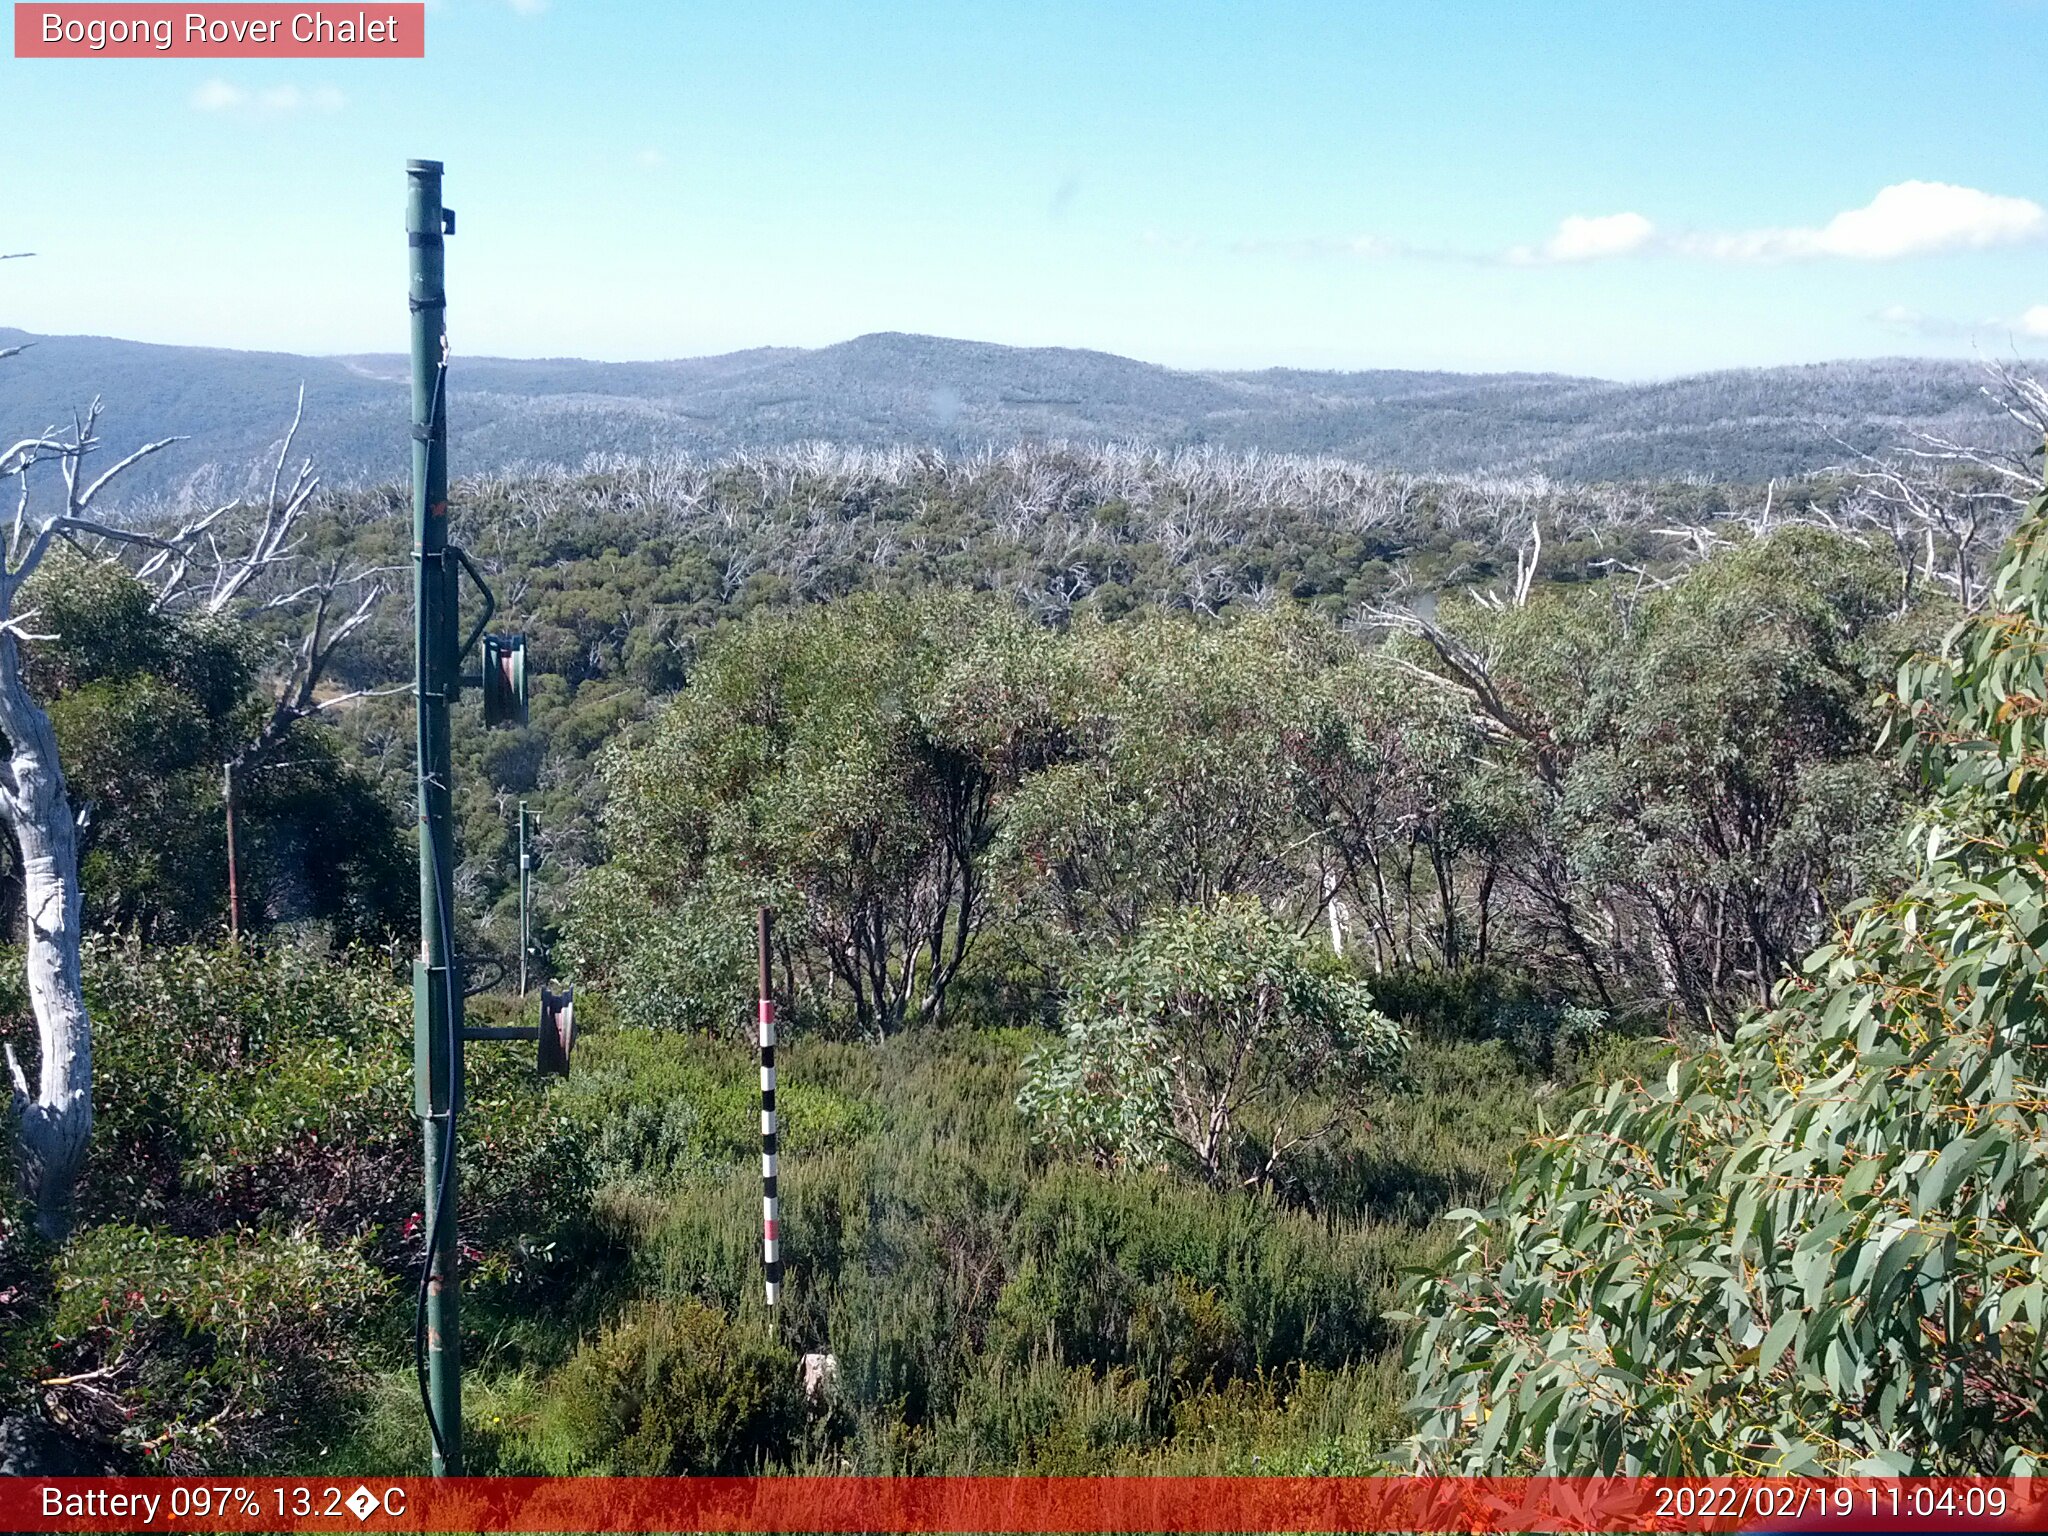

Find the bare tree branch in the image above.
[
  {"left": 74, "top": 437, "right": 187, "bottom": 515},
  {"left": 0, "top": 437, "right": 68, "bottom": 480},
  {"left": 1364, "top": 603, "right": 1557, "bottom": 784}
]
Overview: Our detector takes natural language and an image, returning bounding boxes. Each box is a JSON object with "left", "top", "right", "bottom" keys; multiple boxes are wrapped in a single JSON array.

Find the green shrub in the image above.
[
  {"left": 45, "top": 1224, "right": 380, "bottom": 1470},
  {"left": 79, "top": 938, "right": 413, "bottom": 1238},
  {"left": 1368, "top": 965, "right": 1612, "bottom": 1072},
  {"left": 1487, "top": 999, "right": 1611, "bottom": 1074},
  {"left": 0, "top": 942, "right": 597, "bottom": 1470},
  {"left": 991, "top": 1167, "right": 1393, "bottom": 1401},
  {"left": 64, "top": 938, "right": 593, "bottom": 1279},
  {"left": 524, "top": 1297, "right": 802, "bottom": 1473},
  {"left": 942, "top": 927, "right": 1064, "bottom": 1033},
  {"left": 931, "top": 1356, "right": 1152, "bottom": 1472},
  {"left": 1278, "top": 1036, "right": 1627, "bottom": 1226},
  {"left": 564, "top": 1027, "right": 875, "bottom": 1183},
  {"left": 1158, "top": 1364, "right": 1402, "bottom": 1474},
  {"left": 1020, "top": 898, "right": 1404, "bottom": 1184},
  {"left": 559, "top": 864, "right": 756, "bottom": 1036},
  {"left": 1366, "top": 965, "right": 1536, "bottom": 1042}
]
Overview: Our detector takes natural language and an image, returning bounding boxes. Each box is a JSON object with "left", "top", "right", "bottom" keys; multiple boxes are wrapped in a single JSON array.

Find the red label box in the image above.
[{"left": 14, "top": 4, "right": 425, "bottom": 57}]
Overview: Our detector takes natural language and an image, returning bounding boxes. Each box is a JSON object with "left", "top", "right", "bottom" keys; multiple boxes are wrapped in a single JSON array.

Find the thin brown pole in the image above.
[{"left": 223, "top": 762, "right": 240, "bottom": 940}]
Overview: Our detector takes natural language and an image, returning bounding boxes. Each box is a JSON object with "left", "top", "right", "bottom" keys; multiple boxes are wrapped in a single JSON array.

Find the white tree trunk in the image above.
[
  {"left": 0, "top": 384, "right": 366, "bottom": 1242},
  {"left": 0, "top": 632, "right": 91, "bottom": 1241}
]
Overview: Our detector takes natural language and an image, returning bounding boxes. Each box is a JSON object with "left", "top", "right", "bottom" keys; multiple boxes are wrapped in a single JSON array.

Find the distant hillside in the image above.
[{"left": 0, "top": 327, "right": 2020, "bottom": 500}]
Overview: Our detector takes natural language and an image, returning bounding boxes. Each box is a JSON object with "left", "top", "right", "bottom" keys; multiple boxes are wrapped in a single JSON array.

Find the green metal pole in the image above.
[
  {"left": 518, "top": 800, "right": 530, "bottom": 996},
  {"left": 407, "top": 157, "right": 463, "bottom": 1477}
]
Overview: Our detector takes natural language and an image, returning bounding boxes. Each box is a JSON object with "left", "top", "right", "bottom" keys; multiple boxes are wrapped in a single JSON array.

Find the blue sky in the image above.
[{"left": 3, "top": 0, "right": 2045, "bottom": 377}]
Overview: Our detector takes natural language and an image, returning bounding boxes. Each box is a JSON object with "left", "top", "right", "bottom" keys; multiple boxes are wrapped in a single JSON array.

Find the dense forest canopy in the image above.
[{"left": 272, "top": 433, "right": 2021, "bottom": 1004}]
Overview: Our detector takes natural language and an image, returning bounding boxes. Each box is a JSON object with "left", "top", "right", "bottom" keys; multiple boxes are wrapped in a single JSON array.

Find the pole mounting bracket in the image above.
[{"left": 448, "top": 543, "right": 497, "bottom": 666}]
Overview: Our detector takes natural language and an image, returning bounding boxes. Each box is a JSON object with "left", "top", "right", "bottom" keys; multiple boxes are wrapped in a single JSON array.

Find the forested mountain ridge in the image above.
[{"left": 0, "top": 325, "right": 2021, "bottom": 496}]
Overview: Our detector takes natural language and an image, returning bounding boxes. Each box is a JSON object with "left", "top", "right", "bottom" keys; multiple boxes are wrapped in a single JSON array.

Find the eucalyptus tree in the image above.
[
  {"left": 998, "top": 609, "right": 1340, "bottom": 946},
  {"left": 1019, "top": 896, "right": 1404, "bottom": 1187},
  {"left": 584, "top": 591, "right": 1070, "bottom": 1036},
  {"left": 1375, "top": 526, "right": 1921, "bottom": 1026},
  {"left": 1815, "top": 367, "right": 2048, "bottom": 614},
  {"left": 111, "top": 387, "right": 399, "bottom": 765},
  {"left": 1404, "top": 469, "right": 2048, "bottom": 1475},
  {"left": 1293, "top": 652, "right": 1516, "bottom": 972},
  {"left": 14, "top": 554, "right": 408, "bottom": 942}
]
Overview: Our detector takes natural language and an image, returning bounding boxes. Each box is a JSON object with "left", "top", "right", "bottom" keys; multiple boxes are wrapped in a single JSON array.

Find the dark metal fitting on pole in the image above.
[
  {"left": 481, "top": 633, "right": 529, "bottom": 728},
  {"left": 538, "top": 988, "right": 575, "bottom": 1078}
]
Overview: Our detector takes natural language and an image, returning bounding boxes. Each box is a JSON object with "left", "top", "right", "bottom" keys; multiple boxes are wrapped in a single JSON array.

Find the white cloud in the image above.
[
  {"left": 191, "top": 79, "right": 346, "bottom": 115},
  {"left": 1684, "top": 181, "right": 2046, "bottom": 262},
  {"left": 1231, "top": 233, "right": 1412, "bottom": 259},
  {"left": 1194, "top": 181, "right": 2048, "bottom": 273},
  {"left": 1870, "top": 301, "right": 2048, "bottom": 341},
  {"left": 506, "top": 0, "right": 549, "bottom": 12},
  {"left": 1812, "top": 181, "right": 2043, "bottom": 258},
  {"left": 1871, "top": 303, "right": 1977, "bottom": 339},
  {"left": 1496, "top": 182, "right": 2046, "bottom": 268},
  {"left": 190, "top": 79, "right": 244, "bottom": 112},
  {"left": 634, "top": 148, "right": 666, "bottom": 170},
  {"left": 1505, "top": 211, "right": 1656, "bottom": 266}
]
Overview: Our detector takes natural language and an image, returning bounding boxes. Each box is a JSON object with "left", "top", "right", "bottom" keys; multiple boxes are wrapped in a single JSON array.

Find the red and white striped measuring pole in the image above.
[{"left": 757, "top": 907, "right": 782, "bottom": 1308}]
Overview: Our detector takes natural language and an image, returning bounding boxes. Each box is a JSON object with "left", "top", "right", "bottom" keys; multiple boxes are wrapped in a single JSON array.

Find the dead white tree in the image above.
[
  {"left": 1469, "top": 513, "right": 1544, "bottom": 611},
  {"left": 1, "top": 380, "right": 393, "bottom": 1236},
  {"left": 1, "top": 399, "right": 181, "bottom": 1238},
  {"left": 64, "top": 388, "right": 402, "bottom": 770},
  {"left": 1812, "top": 364, "right": 2048, "bottom": 613}
]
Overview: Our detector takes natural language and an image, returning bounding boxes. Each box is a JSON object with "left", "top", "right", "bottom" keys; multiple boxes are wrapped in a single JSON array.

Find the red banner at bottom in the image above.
[{"left": 5, "top": 1476, "right": 2044, "bottom": 1533}]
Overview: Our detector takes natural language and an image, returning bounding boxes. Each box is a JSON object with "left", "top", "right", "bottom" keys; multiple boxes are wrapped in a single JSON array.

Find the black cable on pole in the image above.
[{"left": 413, "top": 885, "right": 460, "bottom": 1465}]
